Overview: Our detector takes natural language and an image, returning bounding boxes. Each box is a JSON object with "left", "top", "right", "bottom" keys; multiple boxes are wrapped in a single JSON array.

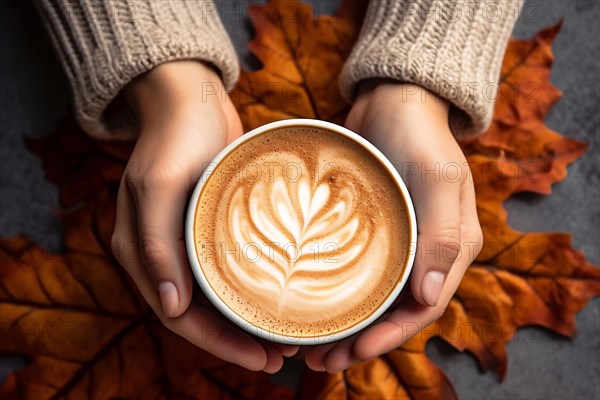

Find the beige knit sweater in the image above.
[{"left": 38, "top": 0, "right": 522, "bottom": 139}]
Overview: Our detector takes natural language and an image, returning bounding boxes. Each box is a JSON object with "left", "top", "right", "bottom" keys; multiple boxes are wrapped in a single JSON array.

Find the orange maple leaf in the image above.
[
  {"left": 0, "top": 1, "right": 598, "bottom": 399},
  {"left": 0, "top": 126, "right": 294, "bottom": 399},
  {"left": 232, "top": 0, "right": 367, "bottom": 129},
  {"left": 293, "top": 14, "right": 599, "bottom": 400}
]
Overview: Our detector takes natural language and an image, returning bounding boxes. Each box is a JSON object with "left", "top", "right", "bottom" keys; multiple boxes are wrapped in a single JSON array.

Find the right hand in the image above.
[
  {"left": 304, "top": 80, "right": 483, "bottom": 373},
  {"left": 110, "top": 61, "right": 298, "bottom": 373}
]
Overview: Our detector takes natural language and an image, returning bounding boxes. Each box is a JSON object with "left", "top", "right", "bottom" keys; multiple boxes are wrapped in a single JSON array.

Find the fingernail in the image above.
[
  {"left": 158, "top": 282, "right": 179, "bottom": 317},
  {"left": 309, "top": 361, "right": 327, "bottom": 372},
  {"left": 282, "top": 346, "right": 300, "bottom": 358},
  {"left": 306, "top": 358, "right": 326, "bottom": 372},
  {"left": 421, "top": 271, "right": 446, "bottom": 307}
]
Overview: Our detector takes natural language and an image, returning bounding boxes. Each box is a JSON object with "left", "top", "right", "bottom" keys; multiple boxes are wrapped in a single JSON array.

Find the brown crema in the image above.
[{"left": 194, "top": 126, "right": 410, "bottom": 338}]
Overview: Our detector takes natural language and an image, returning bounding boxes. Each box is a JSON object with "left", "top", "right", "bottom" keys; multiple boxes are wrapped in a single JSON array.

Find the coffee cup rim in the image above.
[{"left": 185, "top": 118, "right": 417, "bottom": 345}]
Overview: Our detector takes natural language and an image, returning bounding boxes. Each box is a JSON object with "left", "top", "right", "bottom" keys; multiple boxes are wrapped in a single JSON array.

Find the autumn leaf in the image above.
[
  {"left": 1, "top": 1, "right": 598, "bottom": 400},
  {"left": 231, "top": 0, "right": 367, "bottom": 129},
  {"left": 298, "top": 19, "right": 599, "bottom": 400},
  {"left": 449, "top": 21, "right": 599, "bottom": 376},
  {"left": 302, "top": 343, "right": 456, "bottom": 400},
  {"left": 0, "top": 121, "right": 295, "bottom": 400}
]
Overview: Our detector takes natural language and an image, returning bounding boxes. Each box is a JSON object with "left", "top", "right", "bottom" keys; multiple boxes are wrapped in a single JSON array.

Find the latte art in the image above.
[
  {"left": 223, "top": 153, "right": 380, "bottom": 311},
  {"left": 194, "top": 127, "right": 410, "bottom": 338}
]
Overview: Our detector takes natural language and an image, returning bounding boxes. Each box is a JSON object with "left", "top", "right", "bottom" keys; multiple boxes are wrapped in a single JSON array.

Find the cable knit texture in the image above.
[
  {"left": 38, "top": 0, "right": 521, "bottom": 139},
  {"left": 37, "top": 0, "right": 239, "bottom": 139},
  {"left": 340, "top": 0, "right": 523, "bottom": 137}
]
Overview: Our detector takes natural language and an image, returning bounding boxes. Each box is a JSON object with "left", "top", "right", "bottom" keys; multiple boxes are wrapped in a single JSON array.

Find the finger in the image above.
[
  {"left": 324, "top": 336, "right": 360, "bottom": 373},
  {"left": 353, "top": 301, "right": 432, "bottom": 361},
  {"left": 255, "top": 337, "right": 299, "bottom": 358},
  {"left": 319, "top": 298, "right": 411, "bottom": 373},
  {"left": 271, "top": 343, "right": 300, "bottom": 358},
  {"left": 304, "top": 304, "right": 399, "bottom": 372},
  {"left": 460, "top": 176, "right": 484, "bottom": 262},
  {"left": 171, "top": 304, "right": 272, "bottom": 371},
  {"left": 112, "top": 181, "right": 162, "bottom": 312},
  {"left": 261, "top": 341, "right": 285, "bottom": 374},
  {"left": 304, "top": 342, "right": 337, "bottom": 372},
  {"left": 353, "top": 213, "right": 478, "bottom": 361},
  {"left": 408, "top": 164, "right": 462, "bottom": 307},
  {"left": 113, "top": 183, "right": 273, "bottom": 371},
  {"left": 127, "top": 169, "right": 193, "bottom": 318}
]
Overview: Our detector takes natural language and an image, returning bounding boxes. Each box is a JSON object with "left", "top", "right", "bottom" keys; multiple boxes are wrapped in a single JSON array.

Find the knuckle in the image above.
[
  {"left": 140, "top": 236, "right": 169, "bottom": 270},
  {"left": 435, "top": 225, "right": 461, "bottom": 243},
  {"left": 111, "top": 233, "right": 121, "bottom": 261},
  {"left": 126, "top": 165, "right": 181, "bottom": 194},
  {"left": 111, "top": 233, "right": 137, "bottom": 267},
  {"left": 139, "top": 170, "right": 167, "bottom": 192},
  {"left": 464, "top": 224, "right": 484, "bottom": 259},
  {"left": 123, "top": 163, "right": 142, "bottom": 190},
  {"left": 111, "top": 233, "right": 125, "bottom": 264},
  {"left": 419, "top": 227, "right": 462, "bottom": 267},
  {"left": 431, "top": 229, "right": 462, "bottom": 263}
]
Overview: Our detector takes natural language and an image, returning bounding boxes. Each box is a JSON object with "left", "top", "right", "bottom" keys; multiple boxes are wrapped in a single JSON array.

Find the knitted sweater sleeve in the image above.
[
  {"left": 37, "top": 1, "right": 239, "bottom": 139},
  {"left": 340, "top": 0, "right": 524, "bottom": 137}
]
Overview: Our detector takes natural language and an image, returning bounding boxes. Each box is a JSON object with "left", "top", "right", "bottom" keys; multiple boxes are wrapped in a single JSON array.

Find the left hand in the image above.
[
  {"left": 304, "top": 81, "right": 483, "bottom": 372},
  {"left": 111, "top": 61, "right": 296, "bottom": 373}
]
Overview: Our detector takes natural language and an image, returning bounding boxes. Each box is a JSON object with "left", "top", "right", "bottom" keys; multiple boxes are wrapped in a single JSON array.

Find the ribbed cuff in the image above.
[
  {"left": 38, "top": 0, "right": 239, "bottom": 139},
  {"left": 340, "top": 0, "right": 523, "bottom": 137}
]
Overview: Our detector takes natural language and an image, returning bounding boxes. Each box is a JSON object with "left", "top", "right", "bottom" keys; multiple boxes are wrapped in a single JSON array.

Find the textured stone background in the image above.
[{"left": 1, "top": 0, "right": 598, "bottom": 398}]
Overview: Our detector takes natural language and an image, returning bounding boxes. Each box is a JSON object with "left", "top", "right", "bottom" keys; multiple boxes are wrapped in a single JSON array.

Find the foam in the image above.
[{"left": 194, "top": 126, "right": 410, "bottom": 338}]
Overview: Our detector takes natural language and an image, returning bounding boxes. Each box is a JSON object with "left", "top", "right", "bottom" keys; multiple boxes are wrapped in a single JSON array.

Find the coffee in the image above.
[{"left": 191, "top": 125, "right": 411, "bottom": 339}]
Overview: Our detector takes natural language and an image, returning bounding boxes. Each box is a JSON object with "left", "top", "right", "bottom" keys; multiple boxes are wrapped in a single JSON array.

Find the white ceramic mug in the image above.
[{"left": 185, "top": 119, "right": 417, "bottom": 345}]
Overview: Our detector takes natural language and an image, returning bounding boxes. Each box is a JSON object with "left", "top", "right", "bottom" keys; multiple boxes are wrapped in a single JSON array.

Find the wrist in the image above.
[
  {"left": 348, "top": 79, "right": 456, "bottom": 151},
  {"left": 123, "top": 60, "right": 224, "bottom": 119},
  {"left": 357, "top": 79, "right": 450, "bottom": 122}
]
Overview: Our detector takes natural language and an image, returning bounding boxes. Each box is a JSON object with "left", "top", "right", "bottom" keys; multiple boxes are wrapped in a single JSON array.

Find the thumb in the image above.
[
  {"left": 409, "top": 173, "right": 462, "bottom": 307},
  {"left": 127, "top": 169, "right": 193, "bottom": 318}
]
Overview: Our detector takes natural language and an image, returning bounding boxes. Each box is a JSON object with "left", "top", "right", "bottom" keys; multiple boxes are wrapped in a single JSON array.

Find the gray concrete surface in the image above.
[{"left": 1, "top": 0, "right": 598, "bottom": 398}]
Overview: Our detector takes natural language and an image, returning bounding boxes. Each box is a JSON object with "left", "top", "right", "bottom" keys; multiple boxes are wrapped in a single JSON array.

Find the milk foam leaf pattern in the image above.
[
  {"left": 197, "top": 127, "right": 407, "bottom": 338},
  {"left": 228, "top": 157, "right": 370, "bottom": 299}
]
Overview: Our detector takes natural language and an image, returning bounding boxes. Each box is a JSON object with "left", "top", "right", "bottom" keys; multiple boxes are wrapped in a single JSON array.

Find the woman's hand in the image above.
[
  {"left": 110, "top": 60, "right": 297, "bottom": 373},
  {"left": 305, "top": 81, "right": 483, "bottom": 372}
]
